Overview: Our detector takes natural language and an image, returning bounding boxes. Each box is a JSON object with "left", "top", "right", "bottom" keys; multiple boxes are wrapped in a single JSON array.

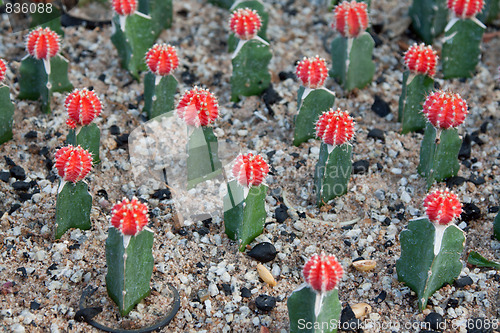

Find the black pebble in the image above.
[
  {"left": 197, "top": 226, "right": 210, "bottom": 236},
  {"left": 255, "top": 294, "right": 276, "bottom": 311},
  {"left": 488, "top": 206, "right": 499, "bottom": 214},
  {"left": 470, "top": 131, "right": 484, "bottom": 146},
  {"left": 177, "top": 228, "right": 188, "bottom": 236},
  {"left": 97, "top": 189, "right": 108, "bottom": 200},
  {"left": 278, "top": 71, "right": 295, "bottom": 81},
  {"left": 24, "top": 131, "right": 38, "bottom": 139},
  {"left": 454, "top": 276, "right": 473, "bottom": 288},
  {"left": 152, "top": 188, "right": 171, "bottom": 200},
  {"left": 446, "top": 176, "right": 466, "bottom": 188},
  {"left": 424, "top": 312, "right": 444, "bottom": 331},
  {"left": 221, "top": 283, "right": 232, "bottom": 296},
  {"left": 10, "top": 166, "right": 26, "bottom": 180},
  {"left": 371, "top": 95, "right": 391, "bottom": 117},
  {"left": 9, "top": 204, "right": 21, "bottom": 215},
  {"left": 447, "top": 298, "right": 459, "bottom": 308},
  {"left": 19, "top": 193, "right": 32, "bottom": 202},
  {"left": 458, "top": 134, "right": 471, "bottom": 160},
  {"left": 16, "top": 267, "right": 27, "bottom": 278},
  {"left": 98, "top": 74, "right": 106, "bottom": 82},
  {"left": 352, "top": 160, "right": 370, "bottom": 174},
  {"left": 373, "top": 290, "right": 387, "bottom": 304},
  {"left": 12, "top": 181, "right": 30, "bottom": 191},
  {"left": 30, "top": 301, "right": 41, "bottom": 310},
  {"left": 115, "top": 133, "right": 129, "bottom": 147},
  {"left": 480, "top": 121, "right": 489, "bottom": 133},
  {"left": 467, "top": 318, "right": 493, "bottom": 333},
  {"left": 181, "top": 68, "right": 197, "bottom": 85},
  {"left": 275, "top": 204, "right": 289, "bottom": 223},
  {"left": 68, "top": 243, "right": 80, "bottom": 250},
  {"left": 4, "top": 156, "right": 16, "bottom": 166},
  {"left": 247, "top": 242, "right": 277, "bottom": 263},
  {"left": 340, "top": 303, "right": 356, "bottom": 323},
  {"left": 240, "top": 287, "right": 251, "bottom": 298},
  {"left": 367, "top": 128, "right": 385, "bottom": 142},
  {"left": 461, "top": 203, "right": 481, "bottom": 222},
  {"left": 109, "top": 125, "right": 120, "bottom": 135},
  {"left": 468, "top": 175, "right": 485, "bottom": 186},
  {"left": 0, "top": 171, "right": 9, "bottom": 182}
]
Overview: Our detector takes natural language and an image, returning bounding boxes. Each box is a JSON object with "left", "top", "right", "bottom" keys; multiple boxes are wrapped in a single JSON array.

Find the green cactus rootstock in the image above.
[
  {"left": 227, "top": 0, "right": 269, "bottom": 53},
  {"left": 30, "top": 7, "right": 64, "bottom": 36},
  {"left": 396, "top": 218, "right": 465, "bottom": 311},
  {"left": 138, "top": 0, "right": 172, "bottom": 38},
  {"left": 467, "top": 251, "right": 500, "bottom": 270},
  {"left": 143, "top": 72, "right": 178, "bottom": 119},
  {"left": 418, "top": 123, "right": 461, "bottom": 189},
  {"left": 398, "top": 71, "right": 434, "bottom": 134},
  {"left": 0, "top": 85, "right": 15, "bottom": 145},
  {"left": 293, "top": 87, "right": 335, "bottom": 146},
  {"left": 111, "top": 13, "right": 156, "bottom": 80},
  {"left": 409, "top": 0, "right": 448, "bottom": 44},
  {"left": 494, "top": 211, "right": 500, "bottom": 241},
  {"left": 288, "top": 285, "right": 342, "bottom": 333},
  {"left": 329, "top": 32, "right": 375, "bottom": 91},
  {"left": 442, "top": 19, "right": 485, "bottom": 79},
  {"left": 106, "top": 227, "right": 154, "bottom": 317},
  {"left": 187, "top": 126, "right": 223, "bottom": 189},
  {"left": 66, "top": 124, "right": 101, "bottom": 164},
  {"left": 18, "top": 55, "right": 73, "bottom": 113},
  {"left": 55, "top": 181, "right": 92, "bottom": 239},
  {"left": 231, "top": 39, "right": 272, "bottom": 102},
  {"left": 208, "top": 0, "right": 235, "bottom": 9},
  {"left": 477, "top": 0, "right": 500, "bottom": 24},
  {"left": 315, "top": 143, "right": 352, "bottom": 206},
  {"left": 223, "top": 181, "right": 268, "bottom": 252}
]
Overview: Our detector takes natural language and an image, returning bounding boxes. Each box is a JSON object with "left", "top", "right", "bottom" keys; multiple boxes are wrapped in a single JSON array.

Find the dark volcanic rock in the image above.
[{"left": 247, "top": 242, "right": 277, "bottom": 263}]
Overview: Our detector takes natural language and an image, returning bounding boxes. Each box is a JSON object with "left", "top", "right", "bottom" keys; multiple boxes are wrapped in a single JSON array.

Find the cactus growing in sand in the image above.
[
  {"left": 227, "top": 0, "right": 269, "bottom": 52},
  {"left": 293, "top": 56, "right": 336, "bottom": 146},
  {"left": 398, "top": 43, "right": 438, "bottom": 134},
  {"left": 106, "top": 197, "right": 154, "bottom": 316},
  {"left": 0, "top": 59, "right": 15, "bottom": 145},
  {"left": 409, "top": 0, "right": 449, "bottom": 44},
  {"left": 224, "top": 153, "right": 269, "bottom": 252},
  {"left": 397, "top": 189, "right": 465, "bottom": 310},
  {"left": 54, "top": 145, "right": 93, "bottom": 239},
  {"left": 18, "top": 27, "right": 73, "bottom": 113},
  {"left": 417, "top": 91, "right": 468, "bottom": 189},
  {"left": 288, "top": 253, "right": 343, "bottom": 333},
  {"left": 329, "top": 0, "right": 374, "bottom": 91}
]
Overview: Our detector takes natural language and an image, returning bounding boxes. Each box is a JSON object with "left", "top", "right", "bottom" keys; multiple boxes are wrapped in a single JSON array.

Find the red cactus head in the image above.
[
  {"left": 333, "top": 0, "right": 369, "bottom": 38},
  {"left": 447, "top": 0, "right": 484, "bottom": 18},
  {"left": 54, "top": 145, "right": 93, "bottom": 183},
  {"left": 145, "top": 44, "right": 179, "bottom": 76},
  {"left": 111, "top": 197, "right": 149, "bottom": 236},
  {"left": 112, "top": 0, "right": 137, "bottom": 16},
  {"left": 26, "top": 27, "right": 60, "bottom": 60},
  {"left": 65, "top": 89, "right": 103, "bottom": 129},
  {"left": 422, "top": 91, "right": 468, "bottom": 129},
  {"left": 0, "top": 59, "right": 6, "bottom": 83},
  {"left": 232, "top": 153, "right": 269, "bottom": 187},
  {"left": 316, "top": 108, "right": 355, "bottom": 146},
  {"left": 229, "top": 8, "right": 262, "bottom": 40},
  {"left": 176, "top": 87, "right": 219, "bottom": 127},
  {"left": 303, "top": 253, "right": 344, "bottom": 293},
  {"left": 404, "top": 43, "right": 438, "bottom": 77},
  {"left": 424, "top": 189, "right": 462, "bottom": 225},
  {"left": 296, "top": 56, "right": 328, "bottom": 89}
]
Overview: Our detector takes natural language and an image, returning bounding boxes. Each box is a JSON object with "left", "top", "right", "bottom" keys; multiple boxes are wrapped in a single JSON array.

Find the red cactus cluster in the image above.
[
  {"left": 26, "top": 27, "right": 60, "bottom": 60},
  {"left": 447, "top": 0, "right": 484, "bottom": 18},
  {"left": 0, "top": 59, "right": 6, "bottom": 83},
  {"left": 316, "top": 108, "right": 355, "bottom": 146},
  {"left": 296, "top": 56, "right": 328, "bottom": 89},
  {"left": 333, "top": 0, "right": 369, "bottom": 38},
  {"left": 112, "top": 0, "right": 137, "bottom": 16},
  {"left": 422, "top": 91, "right": 468, "bottom": 129},
  {"left": 146, "top": 44, "right": 179, "bottom": 77},
  {"left": 55, "top": 145, "right": 93, "bottom": 183},
  {"left": 404, "top": 43, "right": 438, "bottom": 77},
  {"left": 303, "top": 253, "right": 344, "bottom": 293},
  {"left": 229, "top": 8, "right": 262, "bottom": 40},
  {"left": 177, "top": 87, "right": 219, "bottom": 127},
  {"left": 424, "top": 189, "right": 462, "bottom": 225},
  {"left": 111, "top": 197, "right": 149, "bottom": 236},
  {"left": 232, "top": 153, "right": 269, "bottom": 187},
  {"left": 65, "top": 89, "right": 103, "bottom": 129}
]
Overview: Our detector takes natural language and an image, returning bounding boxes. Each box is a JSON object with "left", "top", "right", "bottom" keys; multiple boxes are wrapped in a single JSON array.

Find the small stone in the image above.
[
  {"left": 454, "top": 276, "right": 473, "bottom": 288},
  {"left": 391, "top": 168, "right": 402, "bottom": 175},
  {"left": 367, "top": 128, "right": 385, "bottom": 142},
  {"left": 274, "top": 205, "right": 289, "bottom": 223},
  {"left": 255, "top": 295, "right": 276, "bottom": 311},
  {"left": 373, "top": 290, "right": 386, "bottom": 304},
  {"left": 424, "top": 312, "right": 444, "bottom": 330},
  {"left": 351, "top": 303, "right": 371, "bottom": 319},
  {"left": 240, "top": 287, "right": 251, "bottom": 298},
  {"left": 12, "top": 181, "right": 31, "bottom": 191},
  {"left": 24, "top": 131, "right": 38, "bottom": 139},
  {"left": 30, "top": 301, "right": 40, "bottom": 310},
  {"left": 237, "top": 129, "right": 248, "bottom": 137},
  {"left": 248, "top": 242, "right": 277, "bottom": 263},
  {"left": 461, "top": 203, "right": 481, "bottom": 222},
  {"left": 11, "top": 323, "right": 25, "bottom": 333},
  {"left": 468, "top": 175, "right": 485, "bottom": 186},
  {"left": 374, "top": 189, "right": 385, "bottom": 201},
  {"left": 352, "top": 160, "right": 370, "bottom": 174},
  {"left": 109, "top": 125, "right": 120, "bottom": 135},
  {"left": 0, "top": 171, "right": 9, "bottom": 182},
  {"left": 458, "top": 134, "right": 471, "bottom": 160},
  {"left": 401, "top": 191, "right": 411, "bottom": 203},
  {"left": 371, "top": 95, "right": 391, "bottom": 117},
  {"left": 446, "top": 176, "right": 466, "bottom": 188},
  {"left": 10, "top": 166, "right": 26, "bottom": 180},
  {"left": 34, "top": 250, "right": 46, "bottom": 261}
]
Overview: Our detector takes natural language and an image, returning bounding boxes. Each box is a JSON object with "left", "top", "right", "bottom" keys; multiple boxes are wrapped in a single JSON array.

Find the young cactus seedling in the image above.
[
  {"left": 224, "top": 153, "right": 269, "bottom": 252},
  {"left": 442, "top": 0, "right": 485, "bottom": 78},
  {"left": 54, "top": 145, "right": 93, "bottom": 239},
  {"left": 329, "top": 0, "right": 375, "bottom": 91},
  {"left": 106, "top": 197, "right": 154, "bottom": 317},
  {"left": 229, "top": 7, "right": 272, "bottom": 102},
  {"left": 227, "top": 0, "right": 269, "bottom": 53},
  {"left": 417, "top": 91, "right": 468, "bottom": 189},
  {"left": 176, "top": 87, "right": 222, "bottom": 188},
  {"left": 409, "top": 0, "right": 449, "bottom": 44},
  {"left": 398, "top": 44, "right": 438, "bottom": 134},
  {"left": 111, "top": 0, "right": 156, "bottom": 80},
  {"left": 65, "top": 88, "right": 103, "bottom": 164},
  {"left": 144, "top": 44, "right": 179, "bottom": 119},
  {"left": 293, "top": 56, "right": 336, "bottom": 146},
  {"left": 397, "top": 189, "right": 465, "bottom": 311},
  {"left": 0, "top": 59, "right": 15, "bottom": 145},
  {"left": 288, "top": 253, "right": 343, "bottom": 333},
  {"left": 18, "top": 27, "right": 73, "bottom": 113},
  {"left": 314, "top": 109, "right": 355, "bottom": 206}
]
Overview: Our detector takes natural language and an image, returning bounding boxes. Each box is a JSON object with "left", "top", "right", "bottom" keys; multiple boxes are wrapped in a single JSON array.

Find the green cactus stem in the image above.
[
  {"left": 396, "top": 218, "right": 465, "bottom": 311},
  {"left": 138, "top": 0, "right": 172, "bottom": 38},
  {"left": 106, "top": 227, "right": 154, "bottom": 317},
  {"left": 315, "top": 143, "right": 352, "bottom": 206},
  {"left": 329, "top": 32, "right": 375, "bottom": 91},
  {"left": 477, "top": 0, "right": 500, "bottom": 24},
  {"left": 227, "top": 0, "right": 268, "bottom": 53},
  {"left": 223, "top": 181, "right": 268, "bottom": 252},
  {"left": 398, "top": 71, "right": 434, "bottom": 134},
  {"left": 208, "top": 0, "right": 235, "bottom": 9},
  {"left": 187, "top": 126, "right": 223, "bottom": 189},
  {"left": 30, "top": 7, "right": 64, "bottom": 36},
  {"left": 288, "top": 285, "right": 342, "bottom": 333},
  {"left": 66, "top": 124, "right": 101, "bottom": 164},
  {"left": 418, "top": 123, "right": 462, "bottom": 189},
  {"left": 143, "top": 73, "right": 178, "bottom": 119},
  {"left": 442, "top": 18, "right": 485, "bottom": 79},
  {"left": 409, "top": 0, "right": 448, "bottom": 44},
  {"left": 467, "top": 251, "right": 500, "bottom": 270},
  {"left": 55, "top": 181, "right": 92, "bottom": 239},
  {"left": 18, "top": 55, "right": 73, "bottom": 113},
  {"left": 293, "top": 87, "right": 335, "bottom": 147},
  {"left": 0, "top": 85, "right": 15, "bottom": 145},
  {"left": 494, "top": 211, "right": 500, "bottom": 241},
  {"left": 111, "top": 13, "right": 156, "bottom": 80},
  {"left": 231, "top": 39, "right": 272, "bottom": 102}
]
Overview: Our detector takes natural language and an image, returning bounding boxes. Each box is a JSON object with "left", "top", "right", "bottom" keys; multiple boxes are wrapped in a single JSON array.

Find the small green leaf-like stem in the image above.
[
  {"left": 138, "top": 0, "right": 172, "bottom": 38},
  {"left": 408, "top": 0, "right": 448, "bottom": 44},
  {"left": 187, "top": 127, "right": 222, "bottom": 189},
  {"left": 67, "top": 124, "right": 101, "bottom": 164},
  {"left": 467, "top": 251, "right": 500, "bottom": 270},
  {"left": 55, "top": 181, "right": 92, "bottom": 239},
  {"left": 398, "top": 71, "right": 434, "bottom": 134},
  {"left": 495, "top": 211, "right": 500, "bottom": 241},
  {"left": 0, "top": 85, "right": 15, "bottom": 145},
  {"left": 143, "top": 73, "right": 178, "bottom": 119}
]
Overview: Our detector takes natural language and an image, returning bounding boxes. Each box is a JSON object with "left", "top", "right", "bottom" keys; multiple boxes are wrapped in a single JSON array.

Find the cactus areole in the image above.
[
  {"left": 0, "top": 59, "right": 6, "bottom": 83},
  {"left": 315, "top": 108, "right": 355, "bottom": 146},
  {"left": 447, "top": 0, "right": 484, "bottom": 18},
  {"left": 232, "top": 153, "right": 269, "bottom": 187},
  {"left": 26, "top": 27, "right": 60, "bottom": 60},
  {"left": 111, "top": 197, "right": 149, "bottom": 236},
  {"left": 404, "top": 43, "right": 438, "bottom": 77},
  {"left": 422, "top": 91, "right": 468, "bottom": 129},
  {"left": 112, "top": 0, "right": 137, "bottom": 16},
  {"left": 55, "top": 145, "right": 93, "bottom": 183},
  {"left": 176, "top": 87, "right": 219, "bottom": 127},
  {"left": 229, "top": 8, "right": 262, "bottom": 40},
  {"left": 333, "top": 0, "right": 369, "bottom": 38},
  {"left": 296, "top": 56, "right": 328, "bottom": 89},
  {"left": 424, "top": 189, "right": 462, "bottom": 225},
  {"left": 303, "top": 253, "right": 344, "bottom": 293},
  {"left": 65, "top": 89, "right": 103, "bottom": 129},
  {"left": 146, "top": 44, "right": 179, "bottom": 77}
]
